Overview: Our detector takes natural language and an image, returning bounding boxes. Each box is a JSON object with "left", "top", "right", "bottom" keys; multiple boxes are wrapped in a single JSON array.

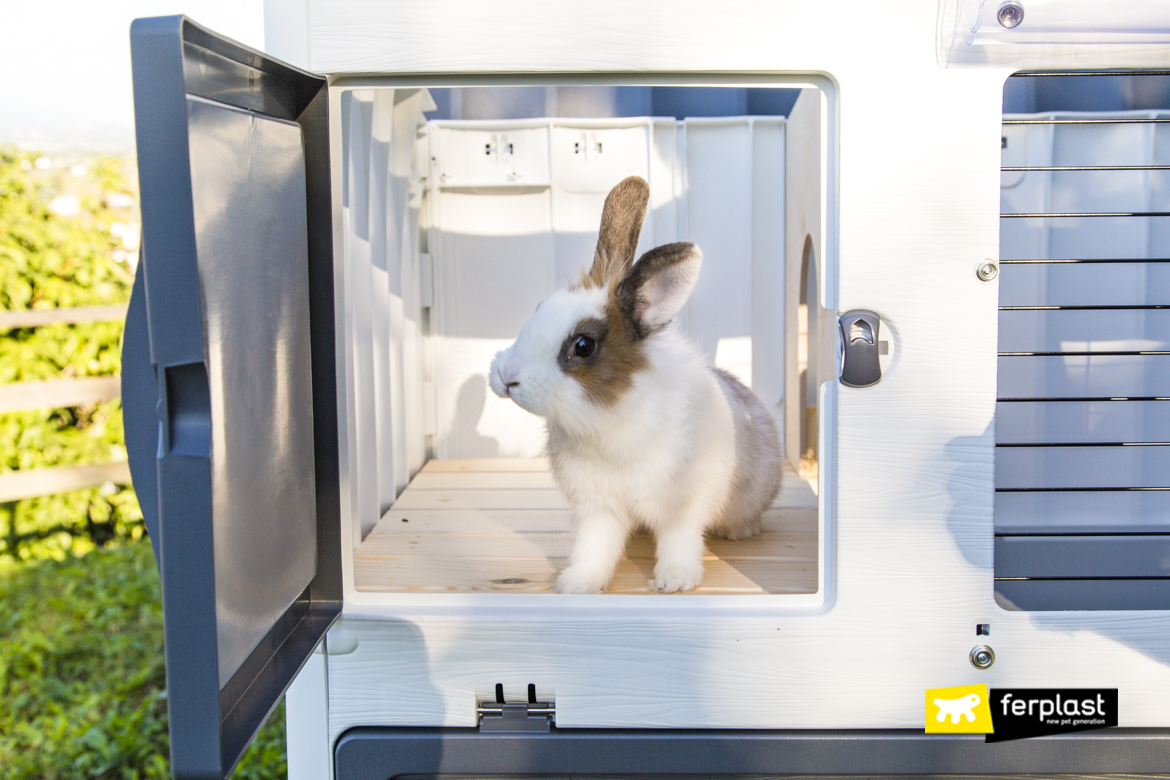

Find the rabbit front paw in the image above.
[
  {"left": 650, "top": 563, "right": 703, "bottom": 594},
  {"left": 556, "top": 565, "right": 610, "bottom": 594}
]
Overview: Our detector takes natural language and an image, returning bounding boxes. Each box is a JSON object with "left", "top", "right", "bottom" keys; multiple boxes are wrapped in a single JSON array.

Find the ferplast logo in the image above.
[
  {"left": 986, "top": 689, "right": 1118, "bottom": 743},
  {"left": 1000, "top": 691, "right": 1106, "bottom": 721},
  {"left": 924, "top": 684, "right": 994, "bottom": 734},
  {"left": 926, "top": 686, "right": 1118, "bottom": 741}
]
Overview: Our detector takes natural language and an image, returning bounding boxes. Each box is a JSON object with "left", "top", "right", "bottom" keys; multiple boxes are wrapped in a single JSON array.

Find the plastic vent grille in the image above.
[{"left": 996, "top": 98, "right": 1170, "bottom": 610}]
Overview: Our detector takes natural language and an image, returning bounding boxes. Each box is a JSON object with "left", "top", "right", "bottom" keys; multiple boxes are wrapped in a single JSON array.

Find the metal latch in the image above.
[
  {"left": 478, "top": 683, "right": 554, "bottom": 732},
  {"left": 838, "top": 309, "right": 889, "bottom": 388}
]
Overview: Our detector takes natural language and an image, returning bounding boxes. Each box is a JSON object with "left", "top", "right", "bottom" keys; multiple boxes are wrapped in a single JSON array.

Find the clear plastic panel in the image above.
[{"left": 959, "top": 0, "right": 1170, "bottom": 45}]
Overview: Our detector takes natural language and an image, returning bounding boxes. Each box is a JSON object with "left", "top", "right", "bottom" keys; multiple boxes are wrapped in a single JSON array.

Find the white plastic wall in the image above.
[
  {"left": 338, "top": 89, "right": 433, "bottom": 540},
  {"left": 284, "top": 646, "right": 329, "bottom": 780},
  {"left": 784, "top": 89, "right": 833, "bottom": 469},
  {"left": 424, "top": 120, "right": 661, "bottom": 458},
  {"left": 684, "top": 118, "right": 787, "bottom": 415},
  {"left": 426, "top": 116, "right": 789, "bottom": 459}
]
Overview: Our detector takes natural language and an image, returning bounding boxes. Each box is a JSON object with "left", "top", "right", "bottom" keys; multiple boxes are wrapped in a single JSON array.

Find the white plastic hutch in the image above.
[{"left": 121, "top": 1, "right": 1170, "bottom": 777}]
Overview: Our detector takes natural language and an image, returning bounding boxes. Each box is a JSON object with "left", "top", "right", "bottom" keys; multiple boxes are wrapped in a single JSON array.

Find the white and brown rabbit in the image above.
[{"left": 489, "top": 176, "right": 782, "bottom": 594}]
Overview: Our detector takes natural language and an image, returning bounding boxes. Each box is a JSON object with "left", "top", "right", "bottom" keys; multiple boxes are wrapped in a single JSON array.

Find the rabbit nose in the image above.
[{"left": 501, "top": 367, "right": 520, "bottom": 389}]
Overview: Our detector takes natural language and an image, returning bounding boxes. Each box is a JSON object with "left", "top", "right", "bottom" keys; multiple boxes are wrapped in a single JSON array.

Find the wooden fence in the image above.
[{"left": 0, "top": 303, "right": 131, "bottom": 503}]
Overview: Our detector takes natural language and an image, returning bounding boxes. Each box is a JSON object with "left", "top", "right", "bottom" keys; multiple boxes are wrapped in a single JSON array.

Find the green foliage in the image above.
[
  {"left": 1, "top": 401, "right": 125, "bottom": 471},
  {"left": 0, "top": 539, "right": 287, "bottom": 779},
  {"left": 0, "top": 322, "right": 127, "bottom": 383},
  {"left": 0, "top": 150, "right": 134, "bottom": 311},
  {"left": 0, "top": 147, "right": 141, "bottom": 563},
  {"left": 0, "top": 401, "right": 140, "bottom": 564}
]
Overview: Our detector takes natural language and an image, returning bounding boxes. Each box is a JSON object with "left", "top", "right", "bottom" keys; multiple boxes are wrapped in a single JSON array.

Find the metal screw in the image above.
[
  {"left": 976, "top": 260, "right": 999, "bottom": 282},
  {"left": 970, "top": 644, "right": 996, "bottom": 669},
  {"left": 997, "top": 0, "right": 1024, "bottom": 29}
]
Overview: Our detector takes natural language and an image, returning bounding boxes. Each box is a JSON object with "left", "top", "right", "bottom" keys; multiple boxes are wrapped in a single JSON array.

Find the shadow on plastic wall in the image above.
[
  {"left": 454, "top": 375, "right": 502, "bottom": 459},
  {"left": 943, "top": 425, "right": 995, "bottom": 575},
  {"left": 327, "top": 612, "right": 784, "bottom": 740},
  {"left": 426, "top": 86, "right": 802, "bottom": 122},
  {"left": 326, "top": 619, "right": 446, "bottom": 743},
  {"left": 945, "top": 424, "right": 1170, "bottom": 670}
]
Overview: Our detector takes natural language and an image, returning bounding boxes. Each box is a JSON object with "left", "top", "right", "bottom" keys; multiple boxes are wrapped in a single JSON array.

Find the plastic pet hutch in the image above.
[{"left": 121, "top": 1, "right": 1170, "bottom": 777}]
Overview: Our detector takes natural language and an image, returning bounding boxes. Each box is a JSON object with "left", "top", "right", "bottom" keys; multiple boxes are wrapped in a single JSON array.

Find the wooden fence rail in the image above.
[
  {"left": 0, "top": 462, "right": 132, "bottom": 504},
  {"left": 1, "top": 304, "right": 134, "bottom": 504},
  {"left": 0, "top": 304, "right": 129, "bottom": 330},
  {"left": 0, "top": 375, "right": 123, "bottom": 414}
]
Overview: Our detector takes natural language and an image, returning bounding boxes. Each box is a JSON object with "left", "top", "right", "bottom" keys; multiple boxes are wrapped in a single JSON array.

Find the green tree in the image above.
[{"left": 0, "top": 148, "right": 140, "bottom": 564}]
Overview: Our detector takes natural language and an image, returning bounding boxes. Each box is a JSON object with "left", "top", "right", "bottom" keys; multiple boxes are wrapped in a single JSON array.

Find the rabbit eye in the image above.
[
  {"left": 573, "top": 335, "right": 596, "bottom": 358},
  {"left": 558, "top": 319, "right": 607, "bottom": 371}
]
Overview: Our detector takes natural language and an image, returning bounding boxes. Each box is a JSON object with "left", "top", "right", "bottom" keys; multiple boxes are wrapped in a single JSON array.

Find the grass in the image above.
[
  {"left": 0, "top": 538, "right": 288, "bottom": 779},
  {"left": 0, "top": 148, "right": 289, "bottom": 776}
]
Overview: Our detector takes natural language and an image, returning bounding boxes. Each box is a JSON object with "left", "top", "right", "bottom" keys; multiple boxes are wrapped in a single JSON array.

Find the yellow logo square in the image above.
[{"left": 925, "top": 684, "right": 994, "bottom": 734}]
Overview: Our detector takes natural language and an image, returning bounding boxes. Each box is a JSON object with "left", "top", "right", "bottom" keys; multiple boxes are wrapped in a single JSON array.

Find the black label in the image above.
[{"left": 986, "top": 689, "right": 1117, "bottom": 743}]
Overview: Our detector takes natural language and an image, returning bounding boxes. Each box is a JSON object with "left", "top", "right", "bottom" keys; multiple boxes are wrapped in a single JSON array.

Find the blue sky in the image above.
[{"left": 0, "top": 1, "right": 264, "bottom": 152}]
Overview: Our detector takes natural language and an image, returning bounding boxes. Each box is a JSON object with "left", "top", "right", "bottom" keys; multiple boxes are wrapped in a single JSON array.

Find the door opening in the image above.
[{"left": 332, "top": 82, "right": 834, "bottom": 599}]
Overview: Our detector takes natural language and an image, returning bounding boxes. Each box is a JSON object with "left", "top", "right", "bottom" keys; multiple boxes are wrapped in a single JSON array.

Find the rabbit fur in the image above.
[{"left": 489, "top": 176, "right": 782, "bottom": 594}]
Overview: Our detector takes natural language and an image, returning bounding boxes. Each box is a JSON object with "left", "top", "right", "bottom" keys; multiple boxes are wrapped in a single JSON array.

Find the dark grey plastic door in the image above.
[{"left": 126, "top": 16, "right": 341, "bottom": 779}]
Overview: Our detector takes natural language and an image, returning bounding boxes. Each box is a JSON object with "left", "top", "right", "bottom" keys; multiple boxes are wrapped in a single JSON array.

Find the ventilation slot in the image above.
[{"left": 995, "top": 72, "right": 1170, "bottom": 611}]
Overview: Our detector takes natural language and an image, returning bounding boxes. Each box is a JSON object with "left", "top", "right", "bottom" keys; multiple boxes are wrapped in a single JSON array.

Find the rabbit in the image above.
[{"left": 489, "top": 176, "right": 782, "bottom": 594}]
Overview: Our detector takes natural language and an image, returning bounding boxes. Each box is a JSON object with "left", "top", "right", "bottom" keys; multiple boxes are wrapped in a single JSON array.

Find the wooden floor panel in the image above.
[
  {"left": 421, "top": 457, "right": 549, "bottom": 472},
  {"left": 367, "top": 507, "right": 817, "bottom": 537},
  {"left": 353, "top": 458, "right": 819, "bottom": 595}
]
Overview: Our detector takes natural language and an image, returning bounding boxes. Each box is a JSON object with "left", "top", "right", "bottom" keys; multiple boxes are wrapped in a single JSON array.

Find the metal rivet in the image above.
[
  {"left": 976, "top": 260, "right": 999, "bottom": 282},
  {"left": 997, "top": 0, "right": 1024, "bottom": 28},
  {"left": 970, "top": 644, "right": 996, "bottom": 669}
]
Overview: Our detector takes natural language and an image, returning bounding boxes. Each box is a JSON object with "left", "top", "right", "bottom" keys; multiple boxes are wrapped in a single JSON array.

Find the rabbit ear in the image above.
[
  {"left": 616, "top": 242, "right": 703, "bottom": 338},
  {"left": 585, "top": 176, "right": 650, "bottom": 288}
]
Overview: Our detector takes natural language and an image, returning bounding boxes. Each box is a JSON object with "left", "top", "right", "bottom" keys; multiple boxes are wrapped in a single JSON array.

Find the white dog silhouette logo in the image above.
[{"left": 934, "top": 693, "right": 981, "bottom": 724}]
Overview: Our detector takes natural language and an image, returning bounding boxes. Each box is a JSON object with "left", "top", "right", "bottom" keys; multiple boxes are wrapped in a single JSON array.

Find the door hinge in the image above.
[{"left": 478, "top": 683, "right": 554, "bottom": 732}]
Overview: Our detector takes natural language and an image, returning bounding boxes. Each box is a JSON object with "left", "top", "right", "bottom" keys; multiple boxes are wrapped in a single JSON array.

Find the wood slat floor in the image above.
[{"left": 354, "top": 458, "right": 819, "bottom": 595}]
